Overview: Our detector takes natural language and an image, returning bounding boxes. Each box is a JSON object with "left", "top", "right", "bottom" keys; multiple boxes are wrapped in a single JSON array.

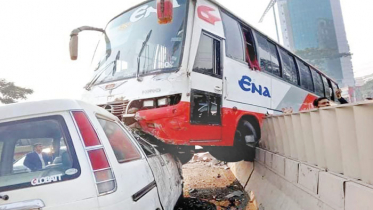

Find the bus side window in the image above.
[
  {"left": 331, "top": 82, "right": 339, "bottom": 102},
  {"left": 254, "top": 32, "right": 280, "bottom": 77},
  {"left": 322, "top": 76, "right": 332, "bottom": 100},
  {"left": 221, "top": 12, "right": 245, "bottom": 62},
  {"left": 279, "top": 48, "right": 298, "bottom": 85},
  {"left": 193, "top": 33, "right": 221, "bottom": 77},
  {"left": 190, "top": 90, "right": 221, "bottom": 125},
  {"left": 311, "top": 68, "right": 325, "bottom": 97},
  {"left": 296, "top": 59, "right": 314, "bottom": 92},
  {"left": 242, "top": 27, "right": 259, "bottom": 70}
]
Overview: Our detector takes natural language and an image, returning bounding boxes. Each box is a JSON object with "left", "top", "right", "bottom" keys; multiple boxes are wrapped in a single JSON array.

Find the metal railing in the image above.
[{"left": 259, "top": 101, "right": 373, "bottom": 185}]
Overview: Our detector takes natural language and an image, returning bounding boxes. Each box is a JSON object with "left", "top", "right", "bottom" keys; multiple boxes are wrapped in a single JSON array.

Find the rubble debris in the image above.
[
  {"left": 225, "top": 191, "right": 244, "bottom": 199},
  {"left": 189, "top": 188, "right": 197, "bottom": 193},
  {"left": 180, "top": 153, "right": 249, "bottom": 209}
]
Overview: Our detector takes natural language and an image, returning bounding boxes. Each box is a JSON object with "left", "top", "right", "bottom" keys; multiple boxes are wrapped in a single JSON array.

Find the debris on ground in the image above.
[
  {"left": 175, "top": 153, "right": 249, "bottom": 210},
  {"left": 225, "top": 191, "right": 244, "bottom": 199}
]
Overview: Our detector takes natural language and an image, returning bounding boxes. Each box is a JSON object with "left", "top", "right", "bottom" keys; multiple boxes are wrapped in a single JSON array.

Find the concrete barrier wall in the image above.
[
  {"left": 260, "top": 101, "right": 373, "bottom": 184},
  {"left": 228, "top": 102, "right": 373, "bottom": 210},
  {"left": 229, "top": 148, "right": 373, "bottom": 210}
]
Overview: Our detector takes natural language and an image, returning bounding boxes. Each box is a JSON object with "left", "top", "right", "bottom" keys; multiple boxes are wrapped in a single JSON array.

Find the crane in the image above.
[{"left": 259, "top": 0, "right": 280, "bottom": 42}]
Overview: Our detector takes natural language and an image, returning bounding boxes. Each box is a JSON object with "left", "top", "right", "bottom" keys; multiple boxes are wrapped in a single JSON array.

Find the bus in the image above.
[{"left": 69, "top": 0, "right": 340, "bottom": 163}]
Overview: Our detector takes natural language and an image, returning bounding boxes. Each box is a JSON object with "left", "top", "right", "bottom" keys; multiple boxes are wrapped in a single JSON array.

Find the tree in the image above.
[
  {"left": 295, "top": 48, "right": 352, "bottom": 70},
  {"left": 0, "top": 79, "right": 33, "bottom": 104}
]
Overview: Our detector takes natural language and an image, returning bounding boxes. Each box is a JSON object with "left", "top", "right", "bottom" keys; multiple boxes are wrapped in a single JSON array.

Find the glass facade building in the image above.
[{"left": 278, "top": 0, "right": 355, "bottom": 87}]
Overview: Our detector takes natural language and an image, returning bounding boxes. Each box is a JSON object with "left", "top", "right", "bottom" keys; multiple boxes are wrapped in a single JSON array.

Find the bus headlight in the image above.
[
  {"left": 157, "top": 97, "right": 169, "bottom": 106},
  {"left": 143, "top": 100, "right": 155, "bottom": 107}
]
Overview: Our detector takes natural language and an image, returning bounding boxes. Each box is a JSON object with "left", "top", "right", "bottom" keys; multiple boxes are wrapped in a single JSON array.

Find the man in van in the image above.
[{"left": 23, "top": 143, "right": 52, "bottom": 171}]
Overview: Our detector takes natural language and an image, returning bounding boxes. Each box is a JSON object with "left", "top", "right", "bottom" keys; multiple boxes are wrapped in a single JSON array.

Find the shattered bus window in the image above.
[{"left": 190, "top": 90, "right": 221, "bottom": 125}]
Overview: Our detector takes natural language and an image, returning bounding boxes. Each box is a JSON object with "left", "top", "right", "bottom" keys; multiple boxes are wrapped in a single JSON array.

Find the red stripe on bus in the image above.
[
  {"left": 299, "top": 94, "right": 317, "bottom": 111},
  {"left": 136, "top": 102, "right": 264, "bottom": 146}
]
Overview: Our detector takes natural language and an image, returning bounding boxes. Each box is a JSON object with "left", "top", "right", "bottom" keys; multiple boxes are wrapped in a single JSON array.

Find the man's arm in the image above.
[
  {"left": 338, "top": 97, "right": 348, "bottom": 104},
  {"left": 336, "top": 89, "right": 348, "bottom": 104}
]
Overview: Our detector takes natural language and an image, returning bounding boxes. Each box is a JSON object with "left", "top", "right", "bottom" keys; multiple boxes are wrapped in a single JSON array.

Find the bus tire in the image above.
[{"left": 209, "top": 120, "right": 257, "bottom": 162}]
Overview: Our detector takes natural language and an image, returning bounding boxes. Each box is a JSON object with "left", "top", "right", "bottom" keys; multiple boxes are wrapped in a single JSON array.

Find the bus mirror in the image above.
[
  {"left": 70, "top": 35, "right": 78, "bottom": 60},
  {"left": 157, "top": 0, "right": 173, "bottom": 24}
]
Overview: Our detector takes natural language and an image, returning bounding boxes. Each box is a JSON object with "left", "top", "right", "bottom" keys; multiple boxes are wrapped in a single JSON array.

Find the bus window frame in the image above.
[
  {"left": 219, "top": 10, "right": 246, "bottom": 65},
  {"left": 296, "top": 59, "right": 315, "bottom": 92},
  {"left": 277, "top": 46, "right": 300, "bottom": 86},
  {"left": 310, "top": 67, "right": 325, "bottom": 97},
  {"left": 240, "top": 26, "right": 259, "bottom": 70},
  {"left": 192, "top": 31, "right": 224, "bottom": 79}
]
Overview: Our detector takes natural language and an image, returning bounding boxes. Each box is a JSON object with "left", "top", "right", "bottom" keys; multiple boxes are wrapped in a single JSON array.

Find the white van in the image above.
[{"left": 0, "top": 99, "right": 183, "bottom": 210}]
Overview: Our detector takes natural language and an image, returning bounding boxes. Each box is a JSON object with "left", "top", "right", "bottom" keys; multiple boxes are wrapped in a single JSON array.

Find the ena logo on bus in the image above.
[{"left": 238, "top": 76, "right": 271, "bottom": 98}]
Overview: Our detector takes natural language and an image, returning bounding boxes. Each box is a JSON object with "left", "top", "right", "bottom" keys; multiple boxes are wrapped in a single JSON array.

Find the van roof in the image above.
[{"left": 0, "top": 99, "right": 118, "bottom": 122}]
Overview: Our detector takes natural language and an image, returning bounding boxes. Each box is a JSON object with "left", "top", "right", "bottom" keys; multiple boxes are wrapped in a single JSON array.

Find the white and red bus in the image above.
[{"left": 70, "top": 0, "right": 340, "bottom": 162}]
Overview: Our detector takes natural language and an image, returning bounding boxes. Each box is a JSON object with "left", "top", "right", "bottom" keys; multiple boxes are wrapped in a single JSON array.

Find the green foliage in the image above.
[
  {"left": 295, "top": 48, "right": 352, "bottom": 70},
  {"left": 0, "top": 79, "right": 33, "bottom": 104}
]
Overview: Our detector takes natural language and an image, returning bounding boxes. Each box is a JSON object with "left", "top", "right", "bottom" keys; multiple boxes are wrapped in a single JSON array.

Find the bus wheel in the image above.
[{"left": 209, "top": 120, "right": 257, "bottom": 162}]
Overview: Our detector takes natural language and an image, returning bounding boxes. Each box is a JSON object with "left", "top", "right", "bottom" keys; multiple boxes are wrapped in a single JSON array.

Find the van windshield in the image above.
[
  {"left": 0, "top": 116, "right": 80, "bottom": 191},
  {"left": 90, "top": 0, "right": 188, "bottom": 85}
]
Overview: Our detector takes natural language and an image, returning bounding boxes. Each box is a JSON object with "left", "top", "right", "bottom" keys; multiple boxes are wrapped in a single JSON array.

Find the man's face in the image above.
[
  {"left": 34, "top": 145, "right": 43, "bottom": 154},
  {"left": 318, "top": 99, "right": 331, "bottom": 108}
]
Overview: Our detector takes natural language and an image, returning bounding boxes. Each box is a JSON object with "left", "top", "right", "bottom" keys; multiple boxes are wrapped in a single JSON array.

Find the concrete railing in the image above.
[{"left": 259, "top": 101, "right": 373, "bottom": 185}]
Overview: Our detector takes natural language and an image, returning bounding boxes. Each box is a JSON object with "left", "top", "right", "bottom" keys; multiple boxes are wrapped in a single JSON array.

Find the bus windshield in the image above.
[{"left": 90, "top": 0, "right": 187, "bottom": 85}]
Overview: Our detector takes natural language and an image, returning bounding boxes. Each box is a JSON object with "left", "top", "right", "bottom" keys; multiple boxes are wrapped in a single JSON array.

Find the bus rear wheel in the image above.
[{"left": 209, "top": 120, "right": 257, "bottom": 162}]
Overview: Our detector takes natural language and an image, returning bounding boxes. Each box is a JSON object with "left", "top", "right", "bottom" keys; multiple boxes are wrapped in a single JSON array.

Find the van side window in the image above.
[
  {"left": 311, "top": 68, "right": 324, "bottom": 97},
  {"left": 296, "top": 59, "right": 314, "bottom": 91},
  {"left": 255, "top": 32, "right": 280, "bottom": 77},
  {"left": 193, "top": 33, "right": 221, "bottom": 77},
  {"left": 0, "top": 116, "right": 81, "bottom": 192},
  {"left": 190, "top": 90, "right": 221, "bottom": 125},
  {"left": 279, "top": 48, "right": 298, "bottom": 85},
  {"left": 97, "top": 119, "right": 142, "bottom": 163},
  {"left": 221, "top": 11, "right": 245, "bottom": 62}
]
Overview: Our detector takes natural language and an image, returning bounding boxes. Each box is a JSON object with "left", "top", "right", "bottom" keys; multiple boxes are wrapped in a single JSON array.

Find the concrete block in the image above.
[
  {"left": 285, "top": 158, "right": 299, "bottom": 183},
  {"left": 298, "top": 164, "right": 320, "bottom": 194},
  {"left": 272, "top": 154, "right": 285, "bottom": 176},
  {"left": 345, "top": 182, "right": 373, "bottom": 210},
  {"left": 258, "top": 148, "right": 265, "bottom": 164},
  {"left": 318, "top": 172, "right": 346, "bottom": 210},
  {"left": 265, "top": 151, "right": 273, "bottom": 168}
]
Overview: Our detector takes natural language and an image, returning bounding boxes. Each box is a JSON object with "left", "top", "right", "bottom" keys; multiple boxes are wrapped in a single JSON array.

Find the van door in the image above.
[
  {"left": 136, "top": 138, "right": 182, "bottom": 210},
  {"left": 94, "top": 117, "right": 163, "bottom": 210},
  {"left": 0, "top": 113, "right": 98, "bottom": 210},
  {"left": 189, "top": 31, "right": 223, "bottom": 142}
]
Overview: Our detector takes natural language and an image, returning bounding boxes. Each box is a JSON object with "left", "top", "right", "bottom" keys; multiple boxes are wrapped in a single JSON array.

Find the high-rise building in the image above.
[{"left": 277, "top": 0, "right": 355, "bottom": 87}]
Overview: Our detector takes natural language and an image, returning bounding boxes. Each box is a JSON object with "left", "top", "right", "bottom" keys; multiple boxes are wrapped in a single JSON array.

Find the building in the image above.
[
  {"left": 355, "top": 73, "right": 373, "bottom": 87},
  {"left": 277, "top": 0, "right": 355, "bottom": 87}
]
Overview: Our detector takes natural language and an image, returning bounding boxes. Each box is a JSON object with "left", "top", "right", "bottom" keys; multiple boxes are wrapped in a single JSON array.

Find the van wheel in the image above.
[{"left": 209, "top": 120, "right": 257, "bottom": 162}]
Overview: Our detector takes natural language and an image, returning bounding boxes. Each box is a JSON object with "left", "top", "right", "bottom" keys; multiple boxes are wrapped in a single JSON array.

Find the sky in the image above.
[{"left": 0, "top": 0, "right": 372, "bottom": 102}]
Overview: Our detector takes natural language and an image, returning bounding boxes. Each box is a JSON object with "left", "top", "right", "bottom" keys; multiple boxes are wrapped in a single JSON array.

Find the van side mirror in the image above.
[
  {"left": 157, "top": 0, "right": 173, "bottom": 24},
  {"left": 69, "top": 35, "right": 78, "bottom": 60}
]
